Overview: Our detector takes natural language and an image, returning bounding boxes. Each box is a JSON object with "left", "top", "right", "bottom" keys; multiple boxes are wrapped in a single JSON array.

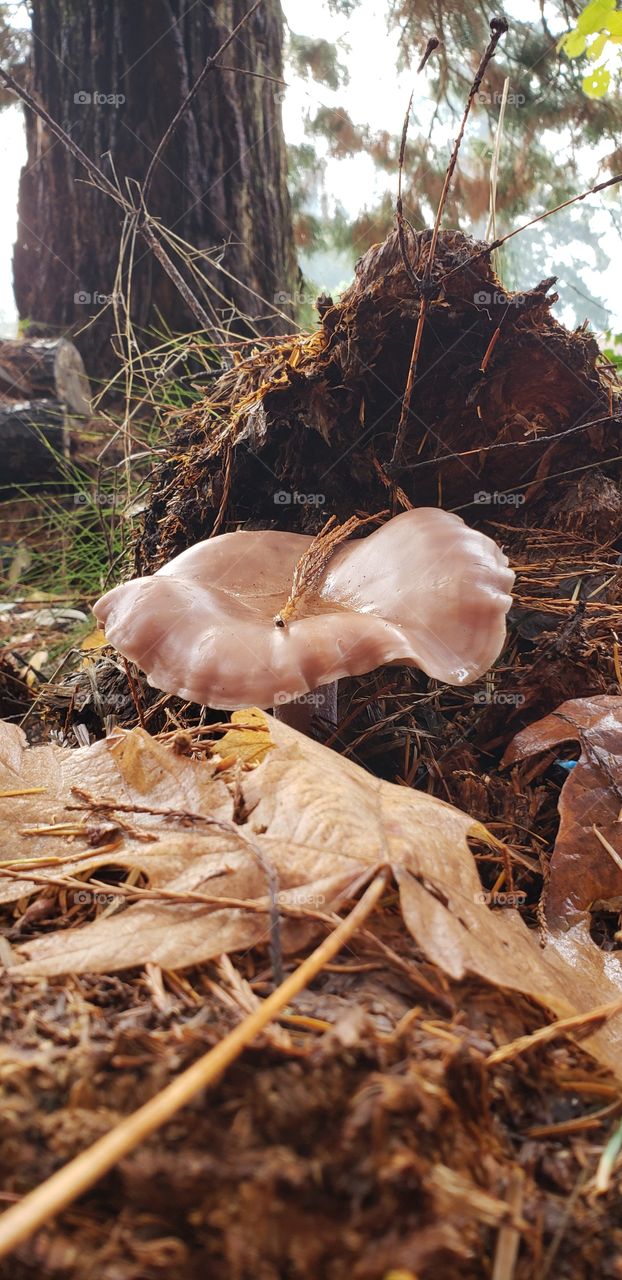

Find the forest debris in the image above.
[
  {"left": 504, "top": 695, "right": 622, "bottom": 927},
  {"left": 2, "top": 715, "right": 622, "bottom": 1079},
  {"left": 0, "top": 871, "right": 390, "bottom": 1264},
  {"left": 594, "top": 1117, "right": 622, "bottom": 1194}
]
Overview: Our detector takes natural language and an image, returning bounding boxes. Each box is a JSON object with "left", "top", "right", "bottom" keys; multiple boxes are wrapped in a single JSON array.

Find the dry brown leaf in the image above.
[
  {"left": 503, "top": 695, "right": 622, "bottom": 928},
  {"left": 0, "top": 720, "right": 234, "bottom": 903},
  {"left": 2, "top": 713, "right": 622, "bottom": 1076}
]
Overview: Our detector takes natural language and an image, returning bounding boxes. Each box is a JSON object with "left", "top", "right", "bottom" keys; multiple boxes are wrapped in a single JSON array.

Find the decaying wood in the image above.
[
  {"left": 0, "top": 338, "right": 91, "bottom": 417},
  {"left": 0, "top": 399, "right": 68, "bottom": 484}
]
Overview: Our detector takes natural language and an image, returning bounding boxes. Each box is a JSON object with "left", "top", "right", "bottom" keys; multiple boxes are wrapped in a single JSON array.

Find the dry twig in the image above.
[{"left": 0, "top": 869, "right": 389, "bottom": 1262}]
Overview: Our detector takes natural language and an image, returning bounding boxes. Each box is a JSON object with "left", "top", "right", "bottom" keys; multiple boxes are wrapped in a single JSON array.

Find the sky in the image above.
[{"left": 0, "top": 0, "right": 619, "bottom": 339}]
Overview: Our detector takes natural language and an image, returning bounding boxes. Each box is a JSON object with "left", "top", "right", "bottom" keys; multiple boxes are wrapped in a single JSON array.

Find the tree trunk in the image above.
[{"left": 13, "top": 0, "right": 297, "bottom": 375}]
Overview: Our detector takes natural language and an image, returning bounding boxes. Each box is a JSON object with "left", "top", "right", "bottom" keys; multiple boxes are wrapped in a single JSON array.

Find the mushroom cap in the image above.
[{"left": 93, "top": 508, "right": 514, "bottom": 709}]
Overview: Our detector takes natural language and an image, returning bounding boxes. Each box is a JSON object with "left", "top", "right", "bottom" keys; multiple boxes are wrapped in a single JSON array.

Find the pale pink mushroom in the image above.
[{"left": 94, "top": 509, "right": 514, "bottom": 719}]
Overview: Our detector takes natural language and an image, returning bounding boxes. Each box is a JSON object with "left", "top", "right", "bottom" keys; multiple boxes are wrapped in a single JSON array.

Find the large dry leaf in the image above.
[
  {"left": 0, "top": 719, "right": 234, "bottom": 902},
  {"left": 503, "top": 695, "right": 622, "bottom": 928},
  {"left": 2, "top": 713, "right": 622, "bottom": 1076}
]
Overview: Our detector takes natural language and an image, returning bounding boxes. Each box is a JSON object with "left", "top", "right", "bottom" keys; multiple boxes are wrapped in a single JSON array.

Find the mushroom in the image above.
[{"left": 93, "top": 508, "right": 514, "bottom": 728}]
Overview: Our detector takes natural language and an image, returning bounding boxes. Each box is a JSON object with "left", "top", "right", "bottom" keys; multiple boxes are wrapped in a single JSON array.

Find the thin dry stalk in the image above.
[
  {"left": 390, "top": 17, "right": 508, "bottom": 468},
  {"left": 0, "top": 868, "right": 389, "bottom": 1262},
  {"left": 487, "top": 996, "right": 622, "bottom": 1067},
  {"left": 492, "top": 1168, "right": 525, "bottom": 1280},
  {"left": 485, "top": 76, "right": 510, "bottom": 248},
  {"left": 442, "top": 170, "right": 622, "bottom": 287}
]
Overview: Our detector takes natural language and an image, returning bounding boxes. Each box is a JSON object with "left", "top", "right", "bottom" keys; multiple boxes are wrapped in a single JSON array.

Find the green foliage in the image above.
[
  {"left": 307, "top": 105, "right": 366, "bottom": 157},
  {"left": 559, "top": 0, "right": 622, "bottom": 96},
  {"left": 0, "top": 3, "right": 30, "bottom": 108},
  {"left": 601, "top": 330, "right": 622, "bottom": 368},
  {"left": 290, "top": 0, "right": 619, "bottom": 333},
  {"left": 288, "top": 33, "right": 349, "bottom": 90}
]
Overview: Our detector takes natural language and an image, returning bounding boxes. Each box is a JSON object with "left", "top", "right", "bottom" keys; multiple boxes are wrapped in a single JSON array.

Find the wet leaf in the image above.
[
  {"left": 503, "top": 695, "right": 622, "bottom": 928},
  {"left": 2, "top": 715, "right": 622, "bottom": 1077}
]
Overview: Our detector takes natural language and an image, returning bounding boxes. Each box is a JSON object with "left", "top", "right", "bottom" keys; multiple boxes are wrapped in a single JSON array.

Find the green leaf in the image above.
[
  {"left": 605, "top": 11, "right": 622, "bottom": 33},
  {"left": 561, "top": 29, "right": 588, "bottom": 56},
  {"left": 582, "top": 64, "right": 612, "bottom": 95},
  {"left": 587, "top": 32, "right": 608, "bottom": 58},
  {"left": 577, "top": 0, "right": 615, "bottom": 36}
]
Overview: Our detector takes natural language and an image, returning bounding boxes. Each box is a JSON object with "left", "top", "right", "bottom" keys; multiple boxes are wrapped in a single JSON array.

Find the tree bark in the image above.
[{"left": 13, "top": 0, "right": 297, "bottom": 374}]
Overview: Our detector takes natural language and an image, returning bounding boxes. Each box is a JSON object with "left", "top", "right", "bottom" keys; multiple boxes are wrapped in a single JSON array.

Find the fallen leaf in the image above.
[
  {"left": 215, "top": 707, "right": 274, "bottom": 767},
  {"left": 2, "top": 714, "right": 622, "bottom": 1077},
  {"left": 80, "top": 625, "right": 107, "bottom": 652},
  {"left": 503, "top": 695, "right": 622, "bottom": 928},
  {"left": 0, "top": 720, "right": 234, "bottom": 903}
]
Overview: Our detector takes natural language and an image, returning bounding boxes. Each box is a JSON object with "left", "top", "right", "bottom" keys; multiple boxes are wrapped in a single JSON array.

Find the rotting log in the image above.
[
  {"left": 0, "top": 338, "right": 91, "bottom": 417},
  {"left": 0, "top": 399, "right": 68, "bottom": 486}
]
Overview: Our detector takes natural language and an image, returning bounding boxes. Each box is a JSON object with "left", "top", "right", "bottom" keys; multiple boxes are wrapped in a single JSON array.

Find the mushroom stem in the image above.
[{"left": 272, "top": 681, "right": 338, "bottom": 734}]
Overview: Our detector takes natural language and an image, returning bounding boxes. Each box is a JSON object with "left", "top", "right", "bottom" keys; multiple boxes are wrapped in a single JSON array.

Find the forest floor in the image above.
[{"left": 1, "top": 229, "right": 622, "bottom": 1279}]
